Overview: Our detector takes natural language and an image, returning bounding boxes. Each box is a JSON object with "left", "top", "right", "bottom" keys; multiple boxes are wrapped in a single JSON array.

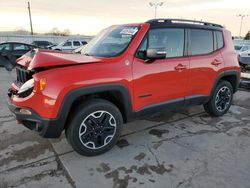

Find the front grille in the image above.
[{"left": 16, "top": 66, "right": 32, "bottom": 84}]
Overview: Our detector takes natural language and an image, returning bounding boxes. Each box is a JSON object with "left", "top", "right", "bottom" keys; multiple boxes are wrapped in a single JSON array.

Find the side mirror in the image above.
[{"left": 146, "top": 48, "right": 166, "bottom": 59}]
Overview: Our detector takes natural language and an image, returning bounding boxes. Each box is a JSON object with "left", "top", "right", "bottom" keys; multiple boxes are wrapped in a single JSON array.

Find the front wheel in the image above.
[
  {"left": 66, "top": 99, "right": 123, "bottom": 156},
  {"left": 204, "top": 80, "right": 233, "bottom": 117}
]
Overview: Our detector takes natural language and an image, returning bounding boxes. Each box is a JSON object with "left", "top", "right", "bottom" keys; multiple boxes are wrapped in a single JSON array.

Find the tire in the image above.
[
  {"left": 66, "top": 99, "right": 123, "bottom": 156},
  {"left": 204, "top": 80, "right": 233, "bottom": 117}
]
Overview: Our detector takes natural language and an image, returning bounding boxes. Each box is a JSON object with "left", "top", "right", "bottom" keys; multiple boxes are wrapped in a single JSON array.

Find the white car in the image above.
[
  {"left": 234, "top": 44, "right": 250, "bottom": 54},
  {"left": 239, "top": 49, "right": 250, "bottom": 71},
  {"left": 51, "top": 40, "right": 87, "bottom": 51}
]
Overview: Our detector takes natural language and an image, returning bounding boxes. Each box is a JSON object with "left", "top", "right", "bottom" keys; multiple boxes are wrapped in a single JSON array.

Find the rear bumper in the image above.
[{"left": 7, "top": 97, "right": 63, "bottom": 138}]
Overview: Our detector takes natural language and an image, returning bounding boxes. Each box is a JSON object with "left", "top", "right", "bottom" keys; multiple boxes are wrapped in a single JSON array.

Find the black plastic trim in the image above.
[
  {"left": 135, "top": 95, "right": 210, "bottom": 118},
  {"left": 7, "top": 99, "right": 62, "bottom": 138},
  {"left": 210, "top": 70, "right": 240, "bottom": 96},
  {"left": 57, "top": 83, "right": 134, "bottom": 126},
  {"left": 185, "top": 95, "right": 210, "bottom": 106},
  {"left": 135, "top": 98, "right": 184, "bottom": 117},
  {"left": 147, "top": 19, "right": 223, "bottom": 30}
]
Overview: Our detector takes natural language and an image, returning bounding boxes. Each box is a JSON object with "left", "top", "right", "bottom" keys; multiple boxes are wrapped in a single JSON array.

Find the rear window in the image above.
[
  {"left": 216, "top": 31, "right": 224, "bottom": 49},
  {"left": 189, "top": 29, "right": 213, "bottom": 55}
]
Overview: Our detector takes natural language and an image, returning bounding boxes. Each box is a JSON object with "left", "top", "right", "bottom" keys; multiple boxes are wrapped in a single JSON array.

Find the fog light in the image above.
[{"left": 19, "top": 108, "right": 32, "bottom": 115}]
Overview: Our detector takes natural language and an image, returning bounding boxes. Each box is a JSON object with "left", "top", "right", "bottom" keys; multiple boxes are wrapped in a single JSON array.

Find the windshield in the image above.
[{"left": 81, "top": 25, "right": 139, "bottom": 57}]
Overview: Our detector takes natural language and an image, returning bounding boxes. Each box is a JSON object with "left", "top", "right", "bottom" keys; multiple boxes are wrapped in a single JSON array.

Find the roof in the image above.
[
  {"left": 0, "top": 41, "right": 38, "bottom": 47},
  {"left": 146, "top": 18, "right": 223, "bottom": 30}
]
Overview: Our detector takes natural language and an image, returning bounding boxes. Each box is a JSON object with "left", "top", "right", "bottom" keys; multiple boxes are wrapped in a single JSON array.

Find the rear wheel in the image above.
[
  {"left": 204, "top": 80, "right": 233, "bottom": 117},
  {"left": 66, "top": 99, "right": 123, "bottom": 156}
]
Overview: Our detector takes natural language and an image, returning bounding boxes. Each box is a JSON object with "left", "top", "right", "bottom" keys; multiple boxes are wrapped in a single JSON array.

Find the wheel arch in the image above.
[
  {"left": 56, "top": 84, "right": 134, "bottom": 132},
  {"left": 210, "top": 70, "right": 240, "bottom": 96}
]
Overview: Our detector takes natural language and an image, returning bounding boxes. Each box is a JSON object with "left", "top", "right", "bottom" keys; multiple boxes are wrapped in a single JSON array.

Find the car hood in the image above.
[{"left": 16, "top": 49, "right": 102, "bottom": 70}]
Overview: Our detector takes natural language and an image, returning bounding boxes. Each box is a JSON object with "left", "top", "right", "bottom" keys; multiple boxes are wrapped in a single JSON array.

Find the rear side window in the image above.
[
  {"left": 216, "top": 31, "right": 224, "bottom": 49},
  {"left": 189, "top": 29, "right": 213, "bottom": 55},
  {"left": 63, "top": 41, "right": 72, "bottom": 46},
  {"left": 73, "top": 41, "right": 81, "bottom": 46},
  {"left": 13, "top": 44, "right": 30, "bottom": 50}
]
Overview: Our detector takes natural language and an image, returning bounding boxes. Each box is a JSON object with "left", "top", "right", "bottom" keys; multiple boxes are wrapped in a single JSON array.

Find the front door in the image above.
[{"left": 132, "top": 28, "right": 189, "bottom": 111}]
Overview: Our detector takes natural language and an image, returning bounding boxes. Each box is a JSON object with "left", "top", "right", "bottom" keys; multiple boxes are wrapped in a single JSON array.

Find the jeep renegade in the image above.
[{"left": 7, "top": 19, "right": 240, "bottom": 156}]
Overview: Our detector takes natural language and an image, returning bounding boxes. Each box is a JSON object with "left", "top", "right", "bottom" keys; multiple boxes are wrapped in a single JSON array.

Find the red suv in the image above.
[{"left": 7, "top": 19, "right": 240, "bottom": 156}]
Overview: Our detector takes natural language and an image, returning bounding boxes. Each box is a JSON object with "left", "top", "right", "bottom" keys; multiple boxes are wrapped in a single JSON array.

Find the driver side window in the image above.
[{"left": 136, "top": 28, "right": 185, "bottom": 59}]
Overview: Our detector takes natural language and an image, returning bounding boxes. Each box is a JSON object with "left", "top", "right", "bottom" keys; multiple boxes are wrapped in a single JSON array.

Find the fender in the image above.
[
  {"left": 56, "top": 83, "right": 134, "bottom": 129},
  {"left": 209, "top": 70, "right": 240, "bottom": 97}
]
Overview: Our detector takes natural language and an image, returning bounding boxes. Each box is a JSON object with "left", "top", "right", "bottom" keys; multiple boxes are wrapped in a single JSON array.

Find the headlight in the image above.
[{"left": 18, "top": 79, "right": 34, "bottom": 94}]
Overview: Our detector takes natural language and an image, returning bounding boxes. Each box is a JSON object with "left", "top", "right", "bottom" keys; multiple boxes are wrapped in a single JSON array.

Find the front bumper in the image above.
[{"left": 7, "top": 97, "right": 63, "bottom": 138}]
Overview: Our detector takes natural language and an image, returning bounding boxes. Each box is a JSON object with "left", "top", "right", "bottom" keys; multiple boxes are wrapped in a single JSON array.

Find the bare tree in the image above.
[{"left": 245, "top": 30, "right": 250, "bottom": 40}]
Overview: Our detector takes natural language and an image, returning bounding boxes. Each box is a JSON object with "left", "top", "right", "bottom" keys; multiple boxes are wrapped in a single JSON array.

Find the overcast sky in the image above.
[{"left": 0, "top": 0, "right": 249, "bottom": 36}]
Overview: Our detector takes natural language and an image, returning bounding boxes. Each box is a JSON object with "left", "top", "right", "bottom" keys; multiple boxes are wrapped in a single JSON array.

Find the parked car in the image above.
[
  {"left": 0, "top": 42, "right": 38, "bottom": 58},
  {"left": 7, "top": 19, "right": 240, "bottom": 156},
  {"left": 240, "top": 72, "right": 250, "bottom": 89},
  {"left": 51, "top": 40, "right": 87, "bottom": 51},
  {"left": 72, "top": 42, "right": 88, "bottom": 54},
  {"left": 239, "top": 50, "right": 250, "bottom": 72},
  {"left": 31, "top": 41, "right": 53, "bottom": 49},
  {"left": 234, "top": 44, "right": 250, "bottom": 54}
]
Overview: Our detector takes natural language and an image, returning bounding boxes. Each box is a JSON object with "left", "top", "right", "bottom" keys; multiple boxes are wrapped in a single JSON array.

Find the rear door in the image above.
[
  {"left": 61, "top": 41, "right": 73, "bottom": 51},
  {"left": 73, "top": 41, "right": 81, "bottom": 50},
  {"left": 132, "top": 28, "right": 189, "bottom": 111},
  {"left": 187, "top": 29, "right": 224, "bottom": 97}
]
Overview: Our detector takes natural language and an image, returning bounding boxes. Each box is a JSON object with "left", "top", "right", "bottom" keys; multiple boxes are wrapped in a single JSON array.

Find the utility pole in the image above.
[
  {"left": 237, "top": 14, "right": 249, "bottom": 38},
  {"left": 149, "top": 2, "right": 164, "bottom": 19},
  {"left": 28, "top": 2, "right": 34, "bottom": 35}
]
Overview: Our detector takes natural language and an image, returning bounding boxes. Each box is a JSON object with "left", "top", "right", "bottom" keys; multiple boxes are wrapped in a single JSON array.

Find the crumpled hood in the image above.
[{"left": 16, "top": 49, "right": 102, "bottom": 70}]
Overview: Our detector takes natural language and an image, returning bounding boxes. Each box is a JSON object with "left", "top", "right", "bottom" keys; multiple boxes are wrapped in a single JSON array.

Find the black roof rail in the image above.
[{"left": 146, "top": 18, "right": 223, "bottom": 28}]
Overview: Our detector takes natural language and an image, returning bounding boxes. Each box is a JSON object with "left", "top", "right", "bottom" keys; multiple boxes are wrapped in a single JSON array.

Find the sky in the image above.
[{"left": 0, "top": 0, "right": 249, "bottom": 36}]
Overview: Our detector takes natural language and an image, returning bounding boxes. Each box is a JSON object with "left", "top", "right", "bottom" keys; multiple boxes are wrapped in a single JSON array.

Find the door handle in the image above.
[
  {"left": 175, "top": 64, "right": 187, "bottom": 71},
  {"left": 211, "top": 59, "right": 222, "bottom": 66}
]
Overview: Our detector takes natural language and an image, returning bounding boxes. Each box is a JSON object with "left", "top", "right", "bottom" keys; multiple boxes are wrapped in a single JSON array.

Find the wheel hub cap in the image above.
[
  {"left": 79, "top": 111, "right": 117, "bottom": 149},
  {"left": 215, "top": 86, "right": 231, "bottom": 112}
]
